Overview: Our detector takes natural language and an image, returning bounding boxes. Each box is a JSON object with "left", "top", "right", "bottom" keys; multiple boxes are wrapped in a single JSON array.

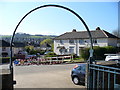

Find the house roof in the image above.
[
  {"left": 0, "top": 40, "right": 10, "bottom": 47},
  {"left": 54, "top": 28, "right": 119, "bottom": 40},
  {"left": 13, "top": 42, "right": 25, "bottom": 47}
]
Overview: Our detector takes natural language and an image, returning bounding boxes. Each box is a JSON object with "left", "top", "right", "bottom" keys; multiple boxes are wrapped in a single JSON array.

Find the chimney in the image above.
[
  {"left": 72, "top": 29, "right": 77, "bottom": 32},
  {"left": 96, "top": 27, "right": 101, "bottom": 30}
]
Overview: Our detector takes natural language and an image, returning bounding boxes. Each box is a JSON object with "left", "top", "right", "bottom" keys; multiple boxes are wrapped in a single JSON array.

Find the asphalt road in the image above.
[{"left": 14, "top": 63, "right": 86, "bottom": 88}]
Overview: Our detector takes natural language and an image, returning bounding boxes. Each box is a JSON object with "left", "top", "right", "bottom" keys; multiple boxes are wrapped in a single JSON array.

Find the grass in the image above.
[{"left": 64, "top": 58, "right": 85, "bottom": 63}]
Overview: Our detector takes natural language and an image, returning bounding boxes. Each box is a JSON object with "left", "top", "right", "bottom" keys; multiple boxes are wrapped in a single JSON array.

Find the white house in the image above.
[{"left": 54, "top": 27, "right": 119, "bottom": 56}]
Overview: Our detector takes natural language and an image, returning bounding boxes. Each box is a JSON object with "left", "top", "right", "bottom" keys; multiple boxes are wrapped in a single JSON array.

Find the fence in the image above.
[
  {"left": 14, "top": 56, "right": 71, "bottom": 66},
  {"left": 88, "top": 63, "right": 120, "bottom": 89}
]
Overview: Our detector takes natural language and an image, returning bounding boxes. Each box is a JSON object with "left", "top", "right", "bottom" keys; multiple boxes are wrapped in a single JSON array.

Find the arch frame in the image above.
[{"left": 10, "top": 4, "right": 94, "bottom": 89}]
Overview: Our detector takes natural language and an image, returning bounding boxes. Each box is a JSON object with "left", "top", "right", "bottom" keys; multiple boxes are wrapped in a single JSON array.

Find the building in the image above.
[
  {"left": 0, "top": 40, "right": 11, "bottom": 57},
  {"left": 54, "top": 27, "right": 119, "bottom": 56},
  {"left": 0, "top": 40, "right": 26, "bottom": 57},
  {"left": 13, "top": 42, "right": 26, "bottom": 55}
]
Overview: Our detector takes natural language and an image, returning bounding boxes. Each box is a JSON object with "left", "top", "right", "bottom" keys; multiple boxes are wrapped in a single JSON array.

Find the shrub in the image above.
[
  {"left": 93, "top": 46, "right": 106, "bottom": 60},
  {"left": 45, "top": 52, "right": 57, "bottom": 57},
  {"left": 80, "top": 48, "right": 89, "bottom": 61},
  {"left": 0, "top": 57, "right": 16, "bottom": 64},
  {"left": 80, "top": 46, "right": 118, "bottom": 60}
]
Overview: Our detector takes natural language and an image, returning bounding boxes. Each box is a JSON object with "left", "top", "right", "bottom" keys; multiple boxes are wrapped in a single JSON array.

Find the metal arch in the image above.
[{"left": 10, "top": 4, "right": 94, "bottom": 88}]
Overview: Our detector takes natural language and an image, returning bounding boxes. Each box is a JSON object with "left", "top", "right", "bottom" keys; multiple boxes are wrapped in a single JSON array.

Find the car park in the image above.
[{"left": 71, "top": 63, "right": 86, "bottom": 85}]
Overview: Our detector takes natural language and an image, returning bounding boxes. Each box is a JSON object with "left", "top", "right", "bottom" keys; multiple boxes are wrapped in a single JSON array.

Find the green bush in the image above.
[
  {"left": 45, "top": 52, "right": 57, "bottom": 57},
  {"left": 0, "top": 57, "right": 16, "bottom": 64},
  {"left": 80, "top": 46, "right": 118, "bottom": 60},
  {"left": 80, "top": 48, "right": 89, "bottom": 61},
  {"left": 93, "top": 46, "right": 106, "bottom": 60},
  {"left": 104, "top": 46, "right": 117, "bottom": 54}
]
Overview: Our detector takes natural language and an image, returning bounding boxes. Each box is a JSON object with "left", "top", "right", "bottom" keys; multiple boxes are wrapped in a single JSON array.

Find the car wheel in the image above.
[{"left": 72, "top": 76, "right": 80, "bottom": 85}]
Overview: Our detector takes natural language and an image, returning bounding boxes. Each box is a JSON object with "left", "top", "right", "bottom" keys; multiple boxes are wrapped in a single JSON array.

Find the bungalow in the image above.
[{"left": 54, "top": 27, "right": 119, "bottom": 56}]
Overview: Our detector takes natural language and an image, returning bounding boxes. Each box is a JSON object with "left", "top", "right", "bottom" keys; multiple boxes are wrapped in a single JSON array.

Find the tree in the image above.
[
  {"left": 40, "top": 39, "right": 53, "bottom": 46},
  {"left": 40, "top": 39, "right": 53, "bottom": 51},
  {"left": 25, "top": 45, "right": 34, "bottom": 54}
]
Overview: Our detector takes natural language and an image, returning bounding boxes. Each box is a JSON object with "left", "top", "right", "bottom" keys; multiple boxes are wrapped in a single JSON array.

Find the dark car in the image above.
[{"left": 71, "top": 63, "right": 86, "bottom": 85}]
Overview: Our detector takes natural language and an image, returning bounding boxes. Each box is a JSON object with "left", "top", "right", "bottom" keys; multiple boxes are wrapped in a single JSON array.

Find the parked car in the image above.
[
  {"left": 71, "top": 63, "right": 86, "bottom": 85},
  {"left": 105, "top": 54, "right": 120, "bottom": 61}
]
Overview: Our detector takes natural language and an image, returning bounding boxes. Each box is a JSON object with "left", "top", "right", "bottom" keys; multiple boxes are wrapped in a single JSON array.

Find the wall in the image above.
[{"left": 54, "top": 38, "right": 116, "bottom": 56}]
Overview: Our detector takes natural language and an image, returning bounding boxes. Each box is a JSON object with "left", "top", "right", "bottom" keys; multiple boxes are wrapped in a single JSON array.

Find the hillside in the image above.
[{"left": 1, "top": 33, "right": 57, "bottom": 44}]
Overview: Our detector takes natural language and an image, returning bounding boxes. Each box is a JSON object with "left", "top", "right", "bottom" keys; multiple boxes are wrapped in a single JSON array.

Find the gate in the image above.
[{"left": 88, "top": 63, "right": 120, "bottom": 89}]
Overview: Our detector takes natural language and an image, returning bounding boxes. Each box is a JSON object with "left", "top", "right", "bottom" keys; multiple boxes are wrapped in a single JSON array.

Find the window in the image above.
[
  {"left": 69, "top": 47, "right": 74, "bottom": 54},
  {"left": 79, "top": 39, "right": 84, "bottom": 44},
  {"left": 69, "top": 40, "right": 74, "bottom": 44}
]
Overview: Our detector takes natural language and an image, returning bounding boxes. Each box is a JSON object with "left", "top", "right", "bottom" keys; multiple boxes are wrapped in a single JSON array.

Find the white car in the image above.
[{"left": 105, "top": 54, "right": 120, "bottom": 61}]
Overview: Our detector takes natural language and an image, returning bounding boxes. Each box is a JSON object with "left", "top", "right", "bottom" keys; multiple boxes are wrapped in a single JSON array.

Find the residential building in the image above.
[
  {"left": 54, "top": 27, "right": 119, "bottom": 56},
  {"left": 0, "top": 40, "right": 11, "bottom": 57},
  {"left": 0, "top": 40, "right": 27, "bottom": 57},
  {"left": 13, "top": 42, "right": 26, "bottom": 55}
]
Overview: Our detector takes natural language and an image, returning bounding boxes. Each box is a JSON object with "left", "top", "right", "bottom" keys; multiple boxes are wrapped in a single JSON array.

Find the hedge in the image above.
[
  {"left": 0, "top": 57, "right": 16, "bottom": 64},
  {"left": 80, "top": 46, "right": 119, "bottom": 61},
  {"left": 45, "top": 52, "right": 57, "bottom": 57}
]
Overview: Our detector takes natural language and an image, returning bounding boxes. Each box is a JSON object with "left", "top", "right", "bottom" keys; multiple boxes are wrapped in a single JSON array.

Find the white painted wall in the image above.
[{"left": 54, "top": 38, "right": 117, "bottom": 56}]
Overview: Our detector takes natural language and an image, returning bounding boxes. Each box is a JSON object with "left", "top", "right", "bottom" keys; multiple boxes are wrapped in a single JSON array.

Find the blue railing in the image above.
[{"left": 89, "top": 64, "right": 120, "bottom": 89}]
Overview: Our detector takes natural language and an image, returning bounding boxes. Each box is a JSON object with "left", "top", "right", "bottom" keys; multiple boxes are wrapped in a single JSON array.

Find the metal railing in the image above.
[{"left": 89, "top": 64, "right": 120, "bottom": 89}]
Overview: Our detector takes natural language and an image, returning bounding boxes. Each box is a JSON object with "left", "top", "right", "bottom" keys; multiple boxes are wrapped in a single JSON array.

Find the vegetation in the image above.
[
  {"left": 24, "top": 45, "right": 45, "bottom": 55},
  {"left": 45, "top": 52, "right": 57, "bottom": 57},
  {"left": 0, "top": 57, "right": 16, "bottom": 64},
  {"left": 40, "top": 39, "right": 53, "bottom": 46},
  {"left": 80, "top": 46, "right": 119, "bottom": 61}
]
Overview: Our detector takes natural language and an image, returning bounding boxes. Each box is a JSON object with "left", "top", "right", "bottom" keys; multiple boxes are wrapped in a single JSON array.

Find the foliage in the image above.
[
  {"left": 25, "top": 45, "right": 34, "bottom": 53},
  {"left": 80, "top": 46, "right": 118, "bottom": 60},
  {"left": 0, "top": 57, "right": 16, "bottom": 64},
  {"left": 45, "top": 52, "right": 57, "bottom": 57},
  {"left": 51, "top": 43, "right": 54, "bottom": 52},
  {"left": 80, "top": 48, "right": 89, "bottom": 61},
  {"left": 104, "top": 46, "right": 117, "bottom": 54},
  {"left": 93, "top": 46, "right": 106, "bottom": 60},
  {"left": 40, "top": 39, "right": 53, "bottom": 46}
]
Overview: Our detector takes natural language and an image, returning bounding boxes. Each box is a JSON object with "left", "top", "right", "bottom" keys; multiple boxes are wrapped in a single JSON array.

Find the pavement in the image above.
[{"left": 13, "top": 63, "right": 86, "bottom": 88}]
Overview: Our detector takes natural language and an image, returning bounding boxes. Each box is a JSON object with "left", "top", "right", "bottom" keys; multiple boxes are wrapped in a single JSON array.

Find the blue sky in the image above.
[{"left": 0, "top": 1, "right": 119, "bottom": 35}]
